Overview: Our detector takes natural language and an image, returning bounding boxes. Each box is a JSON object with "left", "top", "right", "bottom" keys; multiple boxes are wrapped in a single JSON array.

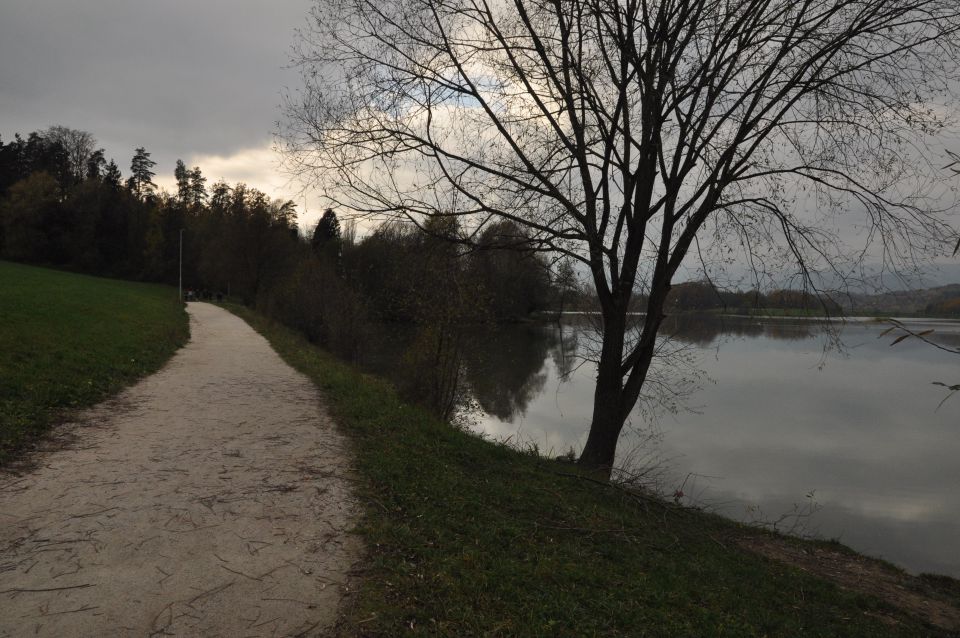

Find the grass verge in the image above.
[
  {"left": 0, "top": 261, "right": 188, "bottom": 464},
  {"left": 226, "top": 303, "right": 956, "bottom": 637}
]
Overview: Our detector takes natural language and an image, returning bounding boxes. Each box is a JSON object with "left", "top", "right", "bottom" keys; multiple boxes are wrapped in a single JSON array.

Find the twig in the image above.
[
  {"left": 1, "top": 583, "right": 93, "bottom": 594},
  {"left": 186, "top": 580, "right": 234, "bottom": 606},
  {"left": 150, "top": 601, "right": 174, "bottom": 632},
  {"left": 292, "top": 619, "right": 322, "bottom": 637},
  {"left": 883, "top": 320, "right": 960, "bottom": 355},
  {"left": 43, "top": 605, "right": 99, "bottom": 616},
  {"left": 219, "top": 564, "right": 262, "bottom": 581},
  {"left": 69, "top": 507, "right": 118, "bottom": 519},
  {"left": 252, "top": 616, "right": 282, "bottom": 628}
]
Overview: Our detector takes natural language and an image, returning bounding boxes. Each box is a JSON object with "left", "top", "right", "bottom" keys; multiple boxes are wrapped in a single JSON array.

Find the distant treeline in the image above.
[
  {"left": 849, "top": 284, "right": 960, "bottom": 317},
  {"left": 0, "top": 127, "right": 299, "bottom": 288},
  {"left": 665, "top": 280, "right": 960, "bottom": 317},
  {"left": 0, "top": 126, "right": 575, "bottom": 417},
  {"left": 0, "top": 127, "right": 564, "bottom": 313},
  {"left": 4, "top": 126, "right": 951, "bottom": 416},
  {"left": 663, "top": 281, "right": 844, "bottom": 314}
]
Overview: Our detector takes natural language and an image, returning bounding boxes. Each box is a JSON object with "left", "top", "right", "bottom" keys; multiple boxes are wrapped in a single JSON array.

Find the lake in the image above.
[{"left": 369, "top": 314, "right": 960, "bottom": 578}]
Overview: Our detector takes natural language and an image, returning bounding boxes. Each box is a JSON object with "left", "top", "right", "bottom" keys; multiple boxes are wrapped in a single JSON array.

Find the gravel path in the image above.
[{"left": 0, "top": 303, "right": 360, "bottom": 637}]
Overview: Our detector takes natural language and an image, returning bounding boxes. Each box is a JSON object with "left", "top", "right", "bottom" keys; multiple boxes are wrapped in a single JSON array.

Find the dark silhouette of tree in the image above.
[
  {"left": 103, "top": 160, "right": 122, "bottom": 190},
  {"left": 469, "top": 221, "right": 553, "bottom": 320},
  {"left": 554, "top": 259, "right": 578, "bottom": 316},
  {"left": 461, "top": 325, "right": 554, "bottom": 421},
  {"left": 209, "top": 180, "right": 231, "bottom": 212},
  {"left": 22, "top": 133, "right": 70, "bottom": 188},
  {"left": 45, "top": 125, "right": 95, "bottom": 183},
  {"left": 174, "top": 159, "right": 191, "bottom": 204},
  {"left": 666, "top": 282, "right": 723, "bottom": 312},
  {"left": 0, "top": 135, "right": 23, "bottom": 195},
  {"left": 286, "top": 0, "right": 960, "bottom": 475},
  {"left": 0, "top": 172, "right": 60, "bottom": 261},
  {"left": 311, "top": 209, "right": 341, "bottom": 252},
  {"left": 86, "top": 149, "right": 106, "bottom": 181},
  {"left": 188, "top": 167, "right": 207, "bottom": 207},
  {"left": 127, "top": 147, "right": 156, "bottom": 199},
  {"left": 311, "top": 208, "right": 343, "bottom": 275}
]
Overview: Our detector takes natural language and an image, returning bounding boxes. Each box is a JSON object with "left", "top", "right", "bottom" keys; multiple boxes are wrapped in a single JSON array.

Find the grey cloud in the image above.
[{"left": 0, "top": 0, "right": 311, "bottom": 178}]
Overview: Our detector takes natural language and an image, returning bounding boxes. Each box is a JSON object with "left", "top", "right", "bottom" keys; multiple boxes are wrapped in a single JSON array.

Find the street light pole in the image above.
[{"left": 179, "top": 228, "right": 184, "bottom": 302}]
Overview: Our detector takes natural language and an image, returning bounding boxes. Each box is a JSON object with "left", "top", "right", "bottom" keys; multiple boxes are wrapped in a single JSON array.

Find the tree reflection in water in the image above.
[
  {"left": 460, "top": 325, "right": 555, "bottom": 422},
  {"left": 360, "top": 314, "right": 819, "bottom": 427},
  {"left": 660, "top": 313, "right": 817, "bottom": 346}
]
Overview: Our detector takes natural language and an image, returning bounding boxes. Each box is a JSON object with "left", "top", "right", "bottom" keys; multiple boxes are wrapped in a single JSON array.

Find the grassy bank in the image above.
[
  {"left": 0, "top": 261, "right": 188, "bottom": 463},
  {"left": 227, "top": 303, "right": 957, "bottom": 637}
]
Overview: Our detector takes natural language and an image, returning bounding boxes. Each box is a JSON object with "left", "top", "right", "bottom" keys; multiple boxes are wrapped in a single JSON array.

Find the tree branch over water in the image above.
[{"left": 284, "top": 0, "right": 960, "bottom": 475}]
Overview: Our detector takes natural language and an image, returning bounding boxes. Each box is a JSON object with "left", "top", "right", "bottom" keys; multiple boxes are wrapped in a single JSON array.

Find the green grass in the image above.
[
  {"left": 0, "top": 261, "right": 188, "bottom": 463},
  {"left": 226, "top": 303, "right": 953, "bottom": 638}
]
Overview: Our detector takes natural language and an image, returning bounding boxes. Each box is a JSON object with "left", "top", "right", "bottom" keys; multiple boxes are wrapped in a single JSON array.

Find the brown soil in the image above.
[
  {"left": 0, "top": 302, "right": 360, "bottom": 637},
  {"left": 739, "top": 535, "right": 960, "bottom": 632}
]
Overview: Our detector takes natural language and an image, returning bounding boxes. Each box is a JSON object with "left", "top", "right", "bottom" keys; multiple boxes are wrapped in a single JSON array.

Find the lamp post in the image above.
[{"left": 179, "top": 228, "right": 184, "bottom": 302}]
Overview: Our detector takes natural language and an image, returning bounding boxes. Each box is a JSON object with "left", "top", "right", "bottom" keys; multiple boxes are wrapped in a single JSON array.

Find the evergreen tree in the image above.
[
  {"left": 0, "top": 135, "right": 24, "bottom": 195},
  {"left": 188, "top": 166, "right": 207, "bottom": 207},
  {"left": 311, "top": 209, "right": 341, "bottom": 252},
  {"left": 103, "top": 160, "right": 122, "bottom": 190},
  {"left": 86, "top": 149, "right": 106, "bottom": 181},
  {"left": 128, "top": 147, "right": 156, "bottom": 199},
  {"left": 275, "top": 200, "right": 297, "bottom": 229},
  {"left": 174, "top": 159, "right": 190, "bottom": 204}
]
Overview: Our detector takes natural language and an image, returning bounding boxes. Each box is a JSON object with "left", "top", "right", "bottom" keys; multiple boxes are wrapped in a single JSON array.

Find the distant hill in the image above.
[
  {"left": 654, "top": 280, "right": 960, "bottom": 317},
  {"left": 846, "top": 284, "right": 960, "bottom": 316}
]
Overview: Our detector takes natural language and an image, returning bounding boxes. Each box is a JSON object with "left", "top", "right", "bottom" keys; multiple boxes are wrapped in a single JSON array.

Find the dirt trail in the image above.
[{"left": 0, "top": 303, "right": 359, "bottom": 637}]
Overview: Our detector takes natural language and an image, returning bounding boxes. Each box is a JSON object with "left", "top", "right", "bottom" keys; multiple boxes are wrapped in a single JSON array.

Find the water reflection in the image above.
[
  {"left": 359, "top": 315, "right": 960, "bottom": 577},
  {"left": 457, "top": 315, "right": 960, "bottom": 579},
  {"left": 460, "top": 325, "right": 555, "bottom": 422},
  {"left": 660, "top": 313, "right": 817, "bottom": 345}
]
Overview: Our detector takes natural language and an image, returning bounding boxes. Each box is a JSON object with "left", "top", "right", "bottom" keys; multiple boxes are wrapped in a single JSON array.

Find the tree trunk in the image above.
[
  {"left": 578, "top": 278, "right": 670, "bottom": 478},
  {"left": 578, "top": 383, "right": 623, "bottom": 476},
  {"left": 578, "top": 313, "right": 626, "bottom": 477}
]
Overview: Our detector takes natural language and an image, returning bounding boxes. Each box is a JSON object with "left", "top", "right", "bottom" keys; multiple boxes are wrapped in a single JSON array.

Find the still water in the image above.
[{"left": 371, "top": 315, "right": 960, "bottom": 578}]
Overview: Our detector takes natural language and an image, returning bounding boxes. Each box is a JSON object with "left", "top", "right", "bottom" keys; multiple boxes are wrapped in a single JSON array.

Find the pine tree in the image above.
[
  {"left": 174, "top": 159, "right": 190, "bottom": 204},
  {"left": 311, "top": 209, "right": 343, "bottom": 272},
  {"left": 311, "top": 209, "right": 341, "bottom": 252},
  {"left": 128, "top": 147, "right": 156, "bottom": 199},
  {"left": 188, "top": 167, "right": 207, "bottom": 207},
  {"left": 103, "top": 160, "right": 122, "bottom": 190}
]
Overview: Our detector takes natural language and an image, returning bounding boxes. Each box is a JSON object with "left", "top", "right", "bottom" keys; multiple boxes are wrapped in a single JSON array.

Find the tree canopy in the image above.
[{"left": 286, "top": 0, "right": 960, "bottom": 474}]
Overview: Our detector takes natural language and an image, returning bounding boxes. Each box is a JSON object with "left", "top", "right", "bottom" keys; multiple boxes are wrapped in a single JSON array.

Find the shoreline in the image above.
[{"left": 227, "top": 302, "right": 960, "bottom": 636}]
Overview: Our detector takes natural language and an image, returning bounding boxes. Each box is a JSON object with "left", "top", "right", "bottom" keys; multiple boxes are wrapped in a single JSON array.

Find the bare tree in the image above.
[
  {"left": 45, "top": 125, "right": 96, "bottom": 182},
  {"left": 285, "top": 0, "right": 960, "bottom": 476}
]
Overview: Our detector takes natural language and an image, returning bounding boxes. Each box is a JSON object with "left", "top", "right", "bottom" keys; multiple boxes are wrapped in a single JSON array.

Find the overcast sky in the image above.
[
  {"left": 2, "top": 1, "right": 959, "bottom": 286},
  {"left": 0, "top": 0, "right": 322, "bottom": 225}
]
